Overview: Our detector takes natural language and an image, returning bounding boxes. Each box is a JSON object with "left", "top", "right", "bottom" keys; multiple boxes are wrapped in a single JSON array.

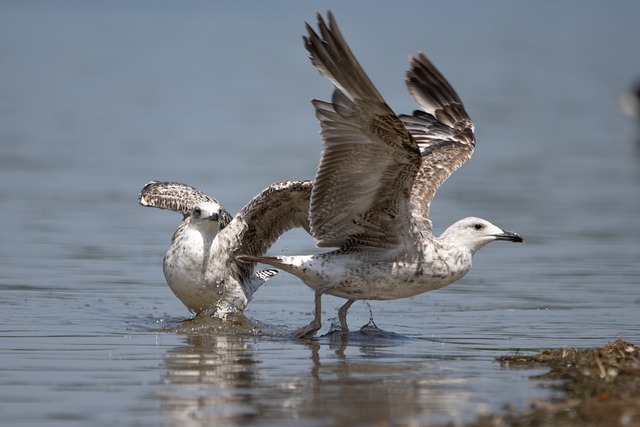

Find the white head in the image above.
[
  {"left": 188, "top": 201, "right": 222, "bottom": 236},
  {"left": 439, "top": 217, "right": 523, "bottom": 254}
]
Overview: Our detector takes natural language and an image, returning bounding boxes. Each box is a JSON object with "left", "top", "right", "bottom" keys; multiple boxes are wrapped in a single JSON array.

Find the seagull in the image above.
[
  {"left": 239, "top": 12, "right": 523, "bottom": 338},
  {"left": 619, "top": 80, "right": 640, "bottom": 119},
  {"left": 139, "top": 180, "right": 312, "bottom": 316}
]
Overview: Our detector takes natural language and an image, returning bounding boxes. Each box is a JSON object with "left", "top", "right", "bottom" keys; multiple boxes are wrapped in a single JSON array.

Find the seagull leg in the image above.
[
  {"left": 338, "top": 299, "right": 355, "bottom": 334},
  {"left": 293, "top": 288, "right": 324, "bottom": 339}
]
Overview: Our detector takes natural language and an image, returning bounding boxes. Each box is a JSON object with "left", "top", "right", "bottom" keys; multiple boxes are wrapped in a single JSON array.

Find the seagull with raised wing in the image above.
[
  {"left": 139, "top": 180, "right": 312, "bottom": 316},
  {"left": 239, "top": 12, "right": 523, "bottom": 338}
]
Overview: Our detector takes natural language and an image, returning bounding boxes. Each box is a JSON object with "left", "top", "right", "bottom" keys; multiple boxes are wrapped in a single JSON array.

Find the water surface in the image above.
[{"left": 1, "top": 1, "right": 639, "bottom": 426}]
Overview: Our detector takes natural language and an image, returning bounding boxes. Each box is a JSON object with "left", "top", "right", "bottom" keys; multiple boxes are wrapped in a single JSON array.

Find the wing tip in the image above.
[{"left": 138, "top": 180, "right": 161, "bottom": 206}]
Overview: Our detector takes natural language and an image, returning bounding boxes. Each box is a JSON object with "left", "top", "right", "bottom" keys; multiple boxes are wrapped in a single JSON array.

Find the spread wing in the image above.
[
  {"left": 400, "top": 52, "right": 476, "bottom": 232},
  {"left": 304, "top": 11, "right": 421, "bottom": 250},
  {"left": 138, "top": 181, "right": 233, "bottom": 241},
  {"left": 221, "top": 180, "right": 312, "bottom": 280}
]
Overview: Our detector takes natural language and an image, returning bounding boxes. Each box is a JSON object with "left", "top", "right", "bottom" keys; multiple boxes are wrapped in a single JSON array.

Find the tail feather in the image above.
[
  {"left": 244, "top": 268, "right": 279, "bottom": 299},
  {"left": 255, "top": 269, "right": 278, "bottom": 281}
]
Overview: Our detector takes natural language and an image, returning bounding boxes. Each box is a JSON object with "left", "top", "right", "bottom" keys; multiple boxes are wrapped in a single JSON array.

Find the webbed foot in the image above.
[{"left": 293, "top": 321, "right": 321, "bottom": 339}]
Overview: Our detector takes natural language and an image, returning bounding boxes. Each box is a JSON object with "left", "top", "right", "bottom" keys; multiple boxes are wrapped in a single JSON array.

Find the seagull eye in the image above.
[
  {"left": 193, "top": 207, "right": 202, "bottom": 217},
  {"left": 474, "top": 223, "right": 484, "bottom": 230}
]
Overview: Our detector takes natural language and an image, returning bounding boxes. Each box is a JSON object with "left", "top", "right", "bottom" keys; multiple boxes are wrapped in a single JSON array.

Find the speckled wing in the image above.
[
  {"left": 222, "top": 180, "right": 313, "bottom": 281},
  {"left": 138, "top": 180, "right": 233, "bottom": 224},
  {"left": 304, "top": 12, "right": 421, "bottom": 249},
  {"left": 399, "top": 52, "right": 476, "bottom": 232},
  {"left": 138, "top": 181, "right": 233, "bottom": 242}
]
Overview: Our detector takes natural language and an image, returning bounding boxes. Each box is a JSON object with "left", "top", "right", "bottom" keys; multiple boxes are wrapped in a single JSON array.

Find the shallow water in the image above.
[{"left": 1, "top": 1, "right": 639, "bottom": 426}]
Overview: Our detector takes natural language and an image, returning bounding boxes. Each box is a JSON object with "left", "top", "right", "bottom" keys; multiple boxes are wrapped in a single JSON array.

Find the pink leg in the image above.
[
  {"left": 338, "top": 299, "right": 355, "bottom": 333},
  {"left": 293, "top": 288, "right": 324, "bottom": 339}
]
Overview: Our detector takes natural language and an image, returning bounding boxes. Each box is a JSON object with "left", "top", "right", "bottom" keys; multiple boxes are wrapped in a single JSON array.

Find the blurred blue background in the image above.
[{"left": 1, "top": 1, "right": 639, "bottom": 426}]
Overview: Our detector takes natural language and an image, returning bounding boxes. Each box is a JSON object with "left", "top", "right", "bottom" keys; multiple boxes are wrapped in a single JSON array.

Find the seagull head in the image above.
[
  {"left": 189, "top": 201, "right": 222, "bottom": 235},
  {"left": 440, "top": 217, "right": 523, "bottom": 254}
]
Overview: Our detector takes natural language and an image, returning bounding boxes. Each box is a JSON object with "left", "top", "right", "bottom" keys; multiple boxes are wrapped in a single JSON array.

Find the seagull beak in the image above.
[
  {"left": 208, "top": 212, "right": 219, "bottom": 222},
  {"left": 493, "top": 230, "right": 524, "bottom": 243}
]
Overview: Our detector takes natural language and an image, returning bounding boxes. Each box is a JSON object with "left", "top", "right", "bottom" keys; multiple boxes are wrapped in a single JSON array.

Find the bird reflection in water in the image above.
[{"left": 156, "top": 328, "right": 473, "bottom": 426}]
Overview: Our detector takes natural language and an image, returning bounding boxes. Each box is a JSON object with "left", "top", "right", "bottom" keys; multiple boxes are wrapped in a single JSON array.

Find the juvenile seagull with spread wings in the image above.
[
  {"left": 240, "top": 12, "right": 523, "bottom": 338},
  {"left": 139, "top": 180, "right": 312, "bottom": 316}
]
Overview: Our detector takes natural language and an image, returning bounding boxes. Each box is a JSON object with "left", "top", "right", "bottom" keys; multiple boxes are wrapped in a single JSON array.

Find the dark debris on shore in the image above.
[{"left": 458, "top": 339, "right": 640, "bottom": 427}]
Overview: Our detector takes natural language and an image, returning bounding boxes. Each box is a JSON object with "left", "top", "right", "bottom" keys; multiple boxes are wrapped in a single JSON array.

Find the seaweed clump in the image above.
[{"left": 467, "top": 339, "right": 640, "bottom": 427}]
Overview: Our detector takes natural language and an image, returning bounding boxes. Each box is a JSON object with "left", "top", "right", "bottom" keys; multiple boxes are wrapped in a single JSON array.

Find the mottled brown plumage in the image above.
[
  {"left": 240, "top": 12, "right": 522, "bottom": 338},
  {"left": 139, "top": 180, "right": 312, "bottom": 315}
]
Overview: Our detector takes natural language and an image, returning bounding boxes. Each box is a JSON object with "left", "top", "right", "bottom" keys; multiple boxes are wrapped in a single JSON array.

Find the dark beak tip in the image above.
[
  {"left": 508, "top": 232, "right": 524, "bottom": 243},
  {"left": 497, "top": 231, "right": 524, "bottom": 243}
]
